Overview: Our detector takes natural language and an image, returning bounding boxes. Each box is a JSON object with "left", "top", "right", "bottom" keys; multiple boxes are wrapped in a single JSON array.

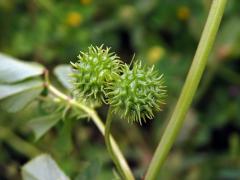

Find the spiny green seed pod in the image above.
[
  {"left": 71, "top": 45, "right": 122, "bottom": 104},
  {"left": 107, "top": 61, "right": 166, "bottom": 124}
]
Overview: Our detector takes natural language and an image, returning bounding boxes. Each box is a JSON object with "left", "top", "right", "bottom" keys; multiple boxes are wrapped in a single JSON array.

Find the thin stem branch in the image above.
[
  {"left": 145, "top": 0, "right": 227, "bottom": 179},
  {"left": 48, "top": 84, "right": 135, "bottom": 180},
  {"left": 0, "top": 126, "right": 41, "bottom": 158},
  {"left": 105, "top": 107, "right": 132, "bottom": 179}
]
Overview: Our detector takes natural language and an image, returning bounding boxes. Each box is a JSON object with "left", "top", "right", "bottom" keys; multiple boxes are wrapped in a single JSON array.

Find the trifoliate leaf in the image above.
[
  {"left": 22, "top": 154, "right": 70, "bottom": 180},
  {"left": 28, "top": 113, "right": 62, "bottom": 140},
  {"left": 54, "top": 65, "right": 73, "bottom": 90},
  {"left": 0, "top": 79, "right": 43, "bottom": 100},
  {"left": 0, "top": 87, "right": 43, "bottom": 113},
  {"left": 0, "top": 53, "right": 44, "bottom": 83}
]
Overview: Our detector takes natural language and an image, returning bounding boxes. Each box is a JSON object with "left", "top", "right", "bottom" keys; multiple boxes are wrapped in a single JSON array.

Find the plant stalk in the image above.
[
  {"left": 48, "top": 84, "right": 135, "bottom": 180},
  {"left": 145, "top": 0, "right": 227, "bottom": 179},
  {"left": 0, "top": 126, "right": 41, "bottom": 158},
  {"left": 105, "top": 107, "right": 132, "bottom": 179}
]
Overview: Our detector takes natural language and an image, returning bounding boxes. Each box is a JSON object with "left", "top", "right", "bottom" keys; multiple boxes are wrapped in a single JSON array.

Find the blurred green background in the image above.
[{"left": 0, "top": 0, "right": 240, "bottom": 179}]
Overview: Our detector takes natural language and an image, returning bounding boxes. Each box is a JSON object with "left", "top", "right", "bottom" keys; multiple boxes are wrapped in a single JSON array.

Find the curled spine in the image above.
[
  {"left": 107, "top": 61, "right": 166, "bottom": 124},
  {"left": 71, "top": 45, "right": 122, "bottom": 104}
]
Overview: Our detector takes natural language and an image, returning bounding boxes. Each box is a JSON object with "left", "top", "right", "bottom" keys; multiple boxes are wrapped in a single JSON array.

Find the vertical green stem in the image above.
[
  {"left": 145, "top": 0, "right": 227, "bottom": 179},
  {"left": 105, "top": 107, "right": 134, "bottom": 180}
]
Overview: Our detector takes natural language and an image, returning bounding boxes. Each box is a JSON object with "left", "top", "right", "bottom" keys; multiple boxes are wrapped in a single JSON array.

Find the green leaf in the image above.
[
  {"left": 54, "top": 65, "right": 73, "bottom": 90},
  {"left": 54, "top": 118, "right": 73, "bottom": 155},
  {"left": 215, "top": 17, "right": 240, "bottom": 57},
  {"left": 0, "top": 87, "right": 43, "bottom": 113},
  {"left": 0, "top": 79, "right": 43, "bottom": 100},
  {"left": 76, "top": 159, "right": 102, "bottom": 180},
  {"left": 22, "top": 154, "right": 70, "bottom": 180},
  {"left": 28, "top": 113, "right": 62, "bottom": 140},
  {"left": 0, "top": 53, "right": 44, "bottom": 83},
  {"left": 216, "top": 17, "right": 240, "bottom": 46}
]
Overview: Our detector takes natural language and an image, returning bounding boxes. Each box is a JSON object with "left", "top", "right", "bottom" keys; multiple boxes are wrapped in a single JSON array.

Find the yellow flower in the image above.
[
  {"left": 119, "top": 5, "right": 136, "bottom": 22},
  {"left": 177, "top": 6, "right": 190, "bottom": 21},
  {"left": 80, "top": 0, "right": 92, "bottom": 5},
  {"left": 147, "top": 46, "right": 165, "bottom": 64},
  {"left": 66, "top": 12, "right": 83, "bottom": 27}
]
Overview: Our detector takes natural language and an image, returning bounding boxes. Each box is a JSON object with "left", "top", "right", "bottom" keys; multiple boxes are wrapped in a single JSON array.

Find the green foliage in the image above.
[
  {"left": 0, "top": 53, "right": 44, "bottom": 114},
  {"left": 0, "top": 88, "right": 43, "bottom": 113},
  {"left": 0, "top": 0, "right": 240, "bottom": 179},
  {"left": 76, "top": 159, "right": 102, "bottom": 180},
  {"left": 0, "top": 79, "right": 43, "bottom": 100},
  {"left": 22, "top": 154, "right": 70, "bottom": 180},
  {"left": 54, "top": 65, "right": 73, "bottom": 90},
  {"left": 0, "top": 54, "right": 44, "bottom": 83},
  {"left": 28, "top": 113, "right": 62, "bottom": 140}
]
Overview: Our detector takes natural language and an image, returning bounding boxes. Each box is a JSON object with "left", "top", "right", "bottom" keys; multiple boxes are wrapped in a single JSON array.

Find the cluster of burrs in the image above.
[{"left": 71, "top": 45, "right": 166, "bottom": 124}]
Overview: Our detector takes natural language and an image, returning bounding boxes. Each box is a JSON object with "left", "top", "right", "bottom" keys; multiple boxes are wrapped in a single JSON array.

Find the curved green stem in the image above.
[
  {"left": 48, "top": 85, "right": 135, "bottom": 180},
  {"left": 0, "top": 126, "right": 41, "bottom": 158},
  {"left": 105, "top": 107, "right": 133, "bottom": 180},
  {"left": 145, "top": 0, "right": 227, "bottom": 179}
]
